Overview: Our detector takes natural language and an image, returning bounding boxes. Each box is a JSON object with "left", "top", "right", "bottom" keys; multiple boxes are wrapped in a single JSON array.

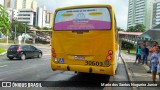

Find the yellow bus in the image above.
[{"left": 51, "top": 5, "right": 119, "bottom": 75}]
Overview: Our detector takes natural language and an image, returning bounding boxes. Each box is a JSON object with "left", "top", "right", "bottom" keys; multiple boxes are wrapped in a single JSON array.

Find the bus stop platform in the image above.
[{"left": 121, "top": 52, "right": 160, "bottom": 90}]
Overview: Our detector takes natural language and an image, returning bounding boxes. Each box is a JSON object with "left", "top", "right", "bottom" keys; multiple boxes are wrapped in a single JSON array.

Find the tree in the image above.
[
  {"left": 0, "top": 4, "right": 11, "bottom": 35},
  {"left": 117, "top": 27, "right": 124, "bottom": 31},
  {"left": 10, "top": 21, "right": 29, "bottom": 39},
  {"left": 126, "top": 26, "right": 135, "bottom": 32},
  {"left": 34, "top": 26, "right": 41, "bottom": 30},
  {"left": 42, "top": 27, "right": 49, "bottom": 30},
  {"left": 134, "top": 24, "right": 145, "bottom": 32},
  {"left": 49, "top": 27, "right": 53, "bottom": 30},
  {"left": 127, "top": 24, "right": 146, "bottom": 32}
]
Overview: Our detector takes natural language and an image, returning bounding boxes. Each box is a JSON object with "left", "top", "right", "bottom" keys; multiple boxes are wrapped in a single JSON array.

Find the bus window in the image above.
[{"left": 54, "top": 7, "right": 111, "bottom": 30}]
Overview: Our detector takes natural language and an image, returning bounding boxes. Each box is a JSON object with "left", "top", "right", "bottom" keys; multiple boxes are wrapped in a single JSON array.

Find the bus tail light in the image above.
[
  {"left": 108, "top": 50, "right": 113, "bottom": 55},
  {"left": 52, "top": 48, "right": 58, "bottom": 62},
  {"left": 52, "top": 53, "right": 57, "bottom": 57},
  {"left": 52, "top": 48, "right": 55, "bottom": 53},
  {"left": 106, "top": 55, "right": 112, "bottom": 60},
  {"left": 104, "top": 50, "right": 113, "bottom": 65},
  {"left": 52, "top": 48, "right": 56, "bottom": 57}
]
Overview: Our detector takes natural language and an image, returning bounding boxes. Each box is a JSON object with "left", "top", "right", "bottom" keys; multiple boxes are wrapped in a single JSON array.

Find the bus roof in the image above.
[{"left": 55, "top": 4, "right": 112, "bottom": 11}]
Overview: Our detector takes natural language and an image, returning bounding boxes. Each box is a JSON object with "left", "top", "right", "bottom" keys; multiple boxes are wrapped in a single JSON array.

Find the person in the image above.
[
  {"left": 135, "top": 46, "right": 141, "bottom": 64},
  {"left": 147, "top": 41, "right": 158, "bottom": 73},
  {"left": 142, "top": 45, "right": 149, "bottom": 65},
  {"left": 150, "top": 41, "right": 158, "bottom": 55},
  {"left": 150, "top": 46, "right": 160, "bottom": 83},
  {"left": 157, "top": 61, "right": 160, "bottom": 82}
]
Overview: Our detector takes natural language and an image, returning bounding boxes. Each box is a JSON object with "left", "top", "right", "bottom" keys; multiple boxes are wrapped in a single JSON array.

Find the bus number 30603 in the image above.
[{"left": 85, "top": 61, "right": 103, "bottom": 66}]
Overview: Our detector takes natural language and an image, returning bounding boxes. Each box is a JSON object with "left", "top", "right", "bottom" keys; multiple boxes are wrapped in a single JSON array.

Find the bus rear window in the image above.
[{"left": 54, "top": 7, "right": 111, "bottom": 30}]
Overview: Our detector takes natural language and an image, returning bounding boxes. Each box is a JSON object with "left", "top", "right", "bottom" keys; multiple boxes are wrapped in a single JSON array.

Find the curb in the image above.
[
  {"left": 0, "top": 52, "right": 7, "bottom": 56},
  {"left": 120, "top": 54, "right": 137, "bottom": 90}
]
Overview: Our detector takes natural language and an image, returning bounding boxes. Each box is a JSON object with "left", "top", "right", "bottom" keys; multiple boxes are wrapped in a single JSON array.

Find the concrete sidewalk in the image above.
[{"left": 121, "top": 52, "right": 160, "bottom": 90}]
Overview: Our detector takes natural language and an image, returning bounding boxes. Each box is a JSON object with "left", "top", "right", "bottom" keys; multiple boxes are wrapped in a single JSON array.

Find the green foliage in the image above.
[
  {"left": 134, "top": 24, "right": 145, "bottom": 32},
  {"left": 121, "top": 41, "right": 134, "bottom": 49},
  {"left": 10, "top": 21, "right": 30, "bottom": 39},
  {"left": 117, "top": 27, "right": 124, "bottom": 31},
  {"left": 0, "top": 38, "right": 14, "bottom": 43},
  {"left": 34, "top": 26, "right": 41, "bottom": 30},
  {"left": 0, "top": 4, "right": 11, "bottom": 35},
  {"left": 49, "top": 27, "right": 52, "bottom": 30},
  {"left": 127, "top": 24, "right": 146, "bottom": 32},
  {"left": 0, "top": 48, "right": 6, "bottom": 54},
  {"left": 122, "top": 49, "right": 136, "bottom": 55},
  {"left": 42, "top": 27, "right": 49, "bottom": 30},
  {"left": 126, "top": 26, "right": 134, "bottom": 32},
  {"left": 34, "top": 26, "right": 52, "bottom": 30}
]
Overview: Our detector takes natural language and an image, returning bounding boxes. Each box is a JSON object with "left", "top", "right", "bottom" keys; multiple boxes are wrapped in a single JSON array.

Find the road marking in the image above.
[{"left": 0, "top": 65, "right": 8, "bottom": 68}]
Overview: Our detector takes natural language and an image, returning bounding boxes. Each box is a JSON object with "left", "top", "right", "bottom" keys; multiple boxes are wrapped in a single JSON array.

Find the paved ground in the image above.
[
  {"left": 121, "top": 52, "right": 160, "bottom": 90},
  {"left": 0, "top": 44, "right": 131, "bottom": 90},
  {"left": 104, "top": 57, "right": 131, "bottom": 90}
]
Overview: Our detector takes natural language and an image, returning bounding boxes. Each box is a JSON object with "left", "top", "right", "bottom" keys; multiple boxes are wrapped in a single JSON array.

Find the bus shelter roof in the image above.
[
  {"left": 30, "top": 28, "right": 52, "bottom": 32},
  {"left": 139, "top": 29, "right": 160, "bottom": 41},
  {"left": 118, "top": 31, "right": 142, "bottom": 36}
]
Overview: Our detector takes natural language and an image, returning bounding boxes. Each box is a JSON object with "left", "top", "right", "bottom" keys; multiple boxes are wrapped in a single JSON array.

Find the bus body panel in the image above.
[
  {"left": 51, "top": 61, "right": 115, "bottom": 75},
  {"left": 51, "top": 5, "right": 118, "bottom": 75}
]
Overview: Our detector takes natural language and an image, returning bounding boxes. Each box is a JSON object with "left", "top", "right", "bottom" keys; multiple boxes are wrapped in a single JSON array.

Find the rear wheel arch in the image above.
[
  {"left": 21, "top": 52, "right": 26, "bottom": 56},
  {"left": 37, "top": 52, "right": 42, "bottom": 58},
  {"left": 20, "top": 52, "right": 26, "bottom": 60}
]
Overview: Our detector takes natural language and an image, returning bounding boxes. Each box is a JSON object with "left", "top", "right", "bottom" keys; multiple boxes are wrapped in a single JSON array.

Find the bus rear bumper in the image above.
[{"left": 51, "top": 61, "right": 115, "bottom": 75}]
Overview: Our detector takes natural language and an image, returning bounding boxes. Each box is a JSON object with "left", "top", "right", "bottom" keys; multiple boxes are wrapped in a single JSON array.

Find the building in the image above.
[
  {"left": 127, "top": 0, "right": 153, "bottom": 30},
  {"left": 0, "top": 0, "right": 10, "bottom": 9},
  {"left": 7, "top": 8, "right": 17, "bottom": 22},
  {"left": 14, "top": 0, "right": 37, "bottom": 10},
  {"left": 13, "top": 0, "right": 38, "bottom": 27},
  {"left": 36, "top": 6, "right": 53, "bottom": 28},
  {"left": 0, "top": 0, "right": 5, "bottom": 6},
  {"left": 36, "top": 7, "right": 44, "bottom": 28},
  {"left": 45, "top": 11, "right": 53, "bottom": 28},
  {"left": 151, "top": 0, "right": 160, "bottom": 28},
  {"left": 13, "top": 0, "right": 52, "bottom": 28},
  {"left": 31, "top": 0, "right": 37, "bottom": 11},
  {"left": 7, "top": 8, "right": 37, "bottom": 27},
  {"left": 17, "top": 9, "right": 36, "bottom": 27},
  {"left": 127, "top": 0, "right": 134, "bottom": 28},
  {"left": 12, "top": 9, "right": 19, "bottom": 21}
]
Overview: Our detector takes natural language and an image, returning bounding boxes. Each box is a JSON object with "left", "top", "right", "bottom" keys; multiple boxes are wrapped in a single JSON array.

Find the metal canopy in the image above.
[{"left": 139, "top": 29, "right": 160, "bottom": 41}]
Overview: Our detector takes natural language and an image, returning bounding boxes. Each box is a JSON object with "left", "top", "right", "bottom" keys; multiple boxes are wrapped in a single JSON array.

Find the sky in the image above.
[
  {"left": 37, "top": 0, "right": 129, "bottom": 30},
  {"left": 11, "top": 0, "right": 129, "bottom": 30}
]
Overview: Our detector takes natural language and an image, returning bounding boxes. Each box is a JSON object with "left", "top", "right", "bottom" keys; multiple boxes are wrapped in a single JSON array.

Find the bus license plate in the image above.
[{"left": 74, "top": 56, "right": 85, "bottom": 60}]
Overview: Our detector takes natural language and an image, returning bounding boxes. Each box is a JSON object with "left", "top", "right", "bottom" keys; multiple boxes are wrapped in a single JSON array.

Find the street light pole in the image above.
[
  {"left": 24, "top": 24, "right": 26, "bottom": 44},
  {"left": 14, "top": 25, "right": 17, "bottom": 44},
  {"left": 6, "top": 30, "right": 8, "bottom": 45}
]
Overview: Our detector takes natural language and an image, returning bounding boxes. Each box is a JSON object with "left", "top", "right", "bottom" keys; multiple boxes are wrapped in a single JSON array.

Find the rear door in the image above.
[
  {"left": 21, "top": 45, "right": 30, "bottom": 57},
  {"left": 30, "top": 45, "right": 37, "bottom": 57},
  {"left": 7, "top": 45, "right": 18, "bottom": 56}
]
